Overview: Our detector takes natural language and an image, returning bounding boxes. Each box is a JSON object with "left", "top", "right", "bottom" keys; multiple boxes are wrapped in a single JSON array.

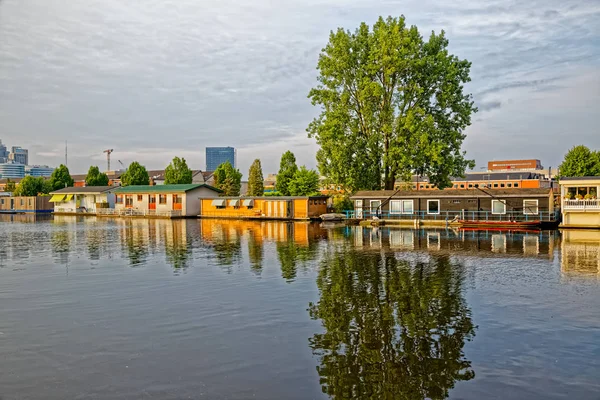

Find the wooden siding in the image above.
[
  {"left": 199, "top": 197, "right": 327, "bottom": 220},
  {"left": 0, "top": 196, "right": 52, "bottom": 213}
]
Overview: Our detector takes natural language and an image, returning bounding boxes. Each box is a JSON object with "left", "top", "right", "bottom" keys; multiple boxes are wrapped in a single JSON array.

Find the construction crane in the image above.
[{"left": 103, "top": 149, "right": 114, "bottom": 171}]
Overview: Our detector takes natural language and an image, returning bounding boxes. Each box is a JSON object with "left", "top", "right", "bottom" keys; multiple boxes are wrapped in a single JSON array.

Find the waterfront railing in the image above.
[{"left": 345, "top": 210, "right": 558, "bottom": 222}]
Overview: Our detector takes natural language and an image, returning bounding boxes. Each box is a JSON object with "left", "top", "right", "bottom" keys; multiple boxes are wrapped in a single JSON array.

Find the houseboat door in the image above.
[
  {"left": 149, "top": 195, "right": 156, "bottom": 210},
  {"left": 10, "top": 198, "right": 14, "bottom": 210},
  {"left": 355, "top": 200, "right": 363, "bottom": 218}
]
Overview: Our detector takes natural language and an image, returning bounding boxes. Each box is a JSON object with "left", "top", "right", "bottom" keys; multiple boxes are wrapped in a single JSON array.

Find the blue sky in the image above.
[{"left": 0, "top": 0, "right": 598, "bottom": 175}]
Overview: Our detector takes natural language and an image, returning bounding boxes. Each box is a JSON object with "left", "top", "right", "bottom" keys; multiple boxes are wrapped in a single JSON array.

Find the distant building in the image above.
[
  {"left": 487, "top": 159, "right": 542, "bottom": 172},
  {"left": 206, "top": 147, "right": 235, "bottom": 171},
  {"left": 0, "top": 163, "right": 25, "bottom": 179},
  {"left": 8, "top": 146, "right": 28, "bottom": 165},
  {"left": 25, "top": 165, "right": 54, "bottom": 177},
  {"left": 0, "top": 140, "right": 8, "bottom": 163}
]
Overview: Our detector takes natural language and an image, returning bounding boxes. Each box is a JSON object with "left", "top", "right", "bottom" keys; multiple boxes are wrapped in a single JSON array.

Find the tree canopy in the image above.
[
  {"left": 308, "top": 15, "right": 476, "bottom": 191},
  {"left": 559, "top": 145, "right": 600, "bottom": 178},
  {"left": 164, "top": 157, "right": 193, "bottom": 184},
  {"left": 288, "top": 166, "right": 320, "bottom": 196},
  {"left": 214, "top": 161, "right": 242, "bottom": 196},
  {"left": 121, "top": 161, "right": 150, "bottom": 186},
  {"left": 247, "top": 159, "right": 264, "bottom": 196},
  {"left": 14, "top": 176, "right": 52, "bottom": 196},
  {"left": 276, "top": 151, "right": 298, "bottom": 196},
  {"left": 85, "top": 166, "right": 109, "bottom": 186},
  {"left": 5, "top": 179, "right": 16, "bottom": 193},
  {"left": 50, "top": 164, "right": 74, "bottom": 190}
]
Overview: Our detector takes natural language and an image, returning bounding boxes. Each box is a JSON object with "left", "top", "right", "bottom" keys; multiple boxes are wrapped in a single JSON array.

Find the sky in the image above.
[{"left": 0, "top": 0, "right": 599, "bottom": 176}]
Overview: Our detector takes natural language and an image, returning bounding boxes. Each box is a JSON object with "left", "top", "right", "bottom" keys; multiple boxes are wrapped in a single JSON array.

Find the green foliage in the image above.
[
  {"left": 50, "top": 164, "right": 74, "bottom": 190},
  {"left": 14, "top": 176, "right": 50, "bottom": 196},
  {"left": 120, "top": 161, "right": 150, "bottom": 186},
  {"left": 276, "top": 151, "right": 298, "bottom": 196},
  {"left": 558, "top": 145, "right": 600, "bottom": 178},
  {"left": 164, "top": 157, "right": 193, "bottom": 184},
  {"left": 309, "top": 250, "right": 476, "bottom": 398},
  {"left": 214, "top": 161, "right": 242, "bottom": 196},
  {"left": 264, "top": 191, "right": 283, "bottom": 197},
  {"left": 308, "top": 15, "right": 476, "bottom": 190},
  {"left": 247, "top": 159, "right": 265, "bottom": 196},
  {"left": 288, "top": 166, "right": 320, "bottom": 196},
  {"left": 85, "top": 166, "right": 109, "bottom": 186},
  {"left": 5, "top": 179, "right": 16, "bottom": 193},
  {"left": 332, "top": 196, "right": 353, "bottom": 213}
]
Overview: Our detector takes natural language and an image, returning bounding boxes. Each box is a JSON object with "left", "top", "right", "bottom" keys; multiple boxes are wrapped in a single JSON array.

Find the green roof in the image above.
[{"left": 113, "top": 184, "right": 221, "bottom": 194}]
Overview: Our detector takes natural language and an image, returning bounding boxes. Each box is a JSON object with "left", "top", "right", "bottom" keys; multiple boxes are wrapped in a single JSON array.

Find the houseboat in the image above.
[
  {"left": 0, "top": 196, "right": 52, "bottom": 214},
  {"left": 50, "top": 186, "right": 115, "bottom": 215},
  {"left": 559, "top": 176, "right": 600, "bottom": 229},
  {"left": 350, "top": 188, "right": 557, "bottom": 228},
  {"left": 109, "top": 184, "right": 222, "bottom": 218},
  {"left": 198, "top": 196, "right": 328, "bottom": 220}
]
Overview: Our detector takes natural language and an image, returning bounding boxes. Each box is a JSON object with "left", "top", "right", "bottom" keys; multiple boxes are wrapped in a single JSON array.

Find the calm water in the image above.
[{"left": 0, "top": 215, "right": 599, "bottom": 400}]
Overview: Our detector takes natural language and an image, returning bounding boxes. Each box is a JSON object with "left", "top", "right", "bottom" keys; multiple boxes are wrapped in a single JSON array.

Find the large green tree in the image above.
[
  {"left": 85, "top": 166, "right": 109, "bottom": 186},
  {"left": 164, "top": 157, "right": 193, "bottom": 184},
  {"left": 247, "top": 159, "right": 264, "bottom": 196},
  {"left": 559, "top": 145, "right": 600, "bottom": 178},
  {"left": 120, "top": 161, "right": 150, "bottom": 186},
  {"left": 214, "top": 161, "right": 242, "bottom": 196},
  {"left": 5, "top": 179, "right": 16, "bottom": 193},
  {"left": 309, "top": 249, "right": 476, "bottom": 398},
  {"left": 276, "top": 151, "right": 298, "bottom": 195},
  {"left": 308, "top": 16, "right": 476, "bottom": 191},
  {"left": 14, "top": 176, "right": 51, "bottom": 196},
  {"left": 50, "top": 164, "right": 74, "bottom": 190},
  {"left": 288, "top": 166, "right": 320, "bottom": 196}
]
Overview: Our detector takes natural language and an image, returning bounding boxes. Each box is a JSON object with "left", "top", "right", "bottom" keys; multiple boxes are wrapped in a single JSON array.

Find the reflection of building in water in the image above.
[
  {"left": 561, "top": 230, "right": 600, "bottom": 277},
  {"left": 199, "top": 219, "right": 325, "bottom": 246},
  {"left": 349, "top": 227, "right": 557, "bottom": 259}
]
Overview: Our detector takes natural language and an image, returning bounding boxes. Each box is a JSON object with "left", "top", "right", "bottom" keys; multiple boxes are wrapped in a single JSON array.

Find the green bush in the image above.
[{"left": 333, "top": 196, "right": 353, "bottom": 213}]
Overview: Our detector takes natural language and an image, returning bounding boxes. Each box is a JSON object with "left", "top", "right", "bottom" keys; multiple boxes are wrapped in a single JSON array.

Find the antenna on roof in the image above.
[{"left": 65, "top": 140, "right": 68, "bottom": 167}]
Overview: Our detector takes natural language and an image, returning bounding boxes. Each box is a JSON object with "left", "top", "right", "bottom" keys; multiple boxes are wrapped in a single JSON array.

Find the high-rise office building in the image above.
[
  {"left": 9, "top": 146, "right": 28, "bottom": 165},
  {"left": 0, "top": 140, "right": 8, "bottom": 163},
  {"left": 206, "top": 147, "right": 236, "bottom": 171},
  {"left": 0, "top": 163, "right": 26, "bottom": 179},
  {"left": 25, "top": 165, "right": 55, "bottom": 177}
]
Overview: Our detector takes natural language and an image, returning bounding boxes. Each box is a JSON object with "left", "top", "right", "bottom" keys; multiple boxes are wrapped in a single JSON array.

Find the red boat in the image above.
[{"left": 459, "top": 220, "right": 542, "bottom": 229}]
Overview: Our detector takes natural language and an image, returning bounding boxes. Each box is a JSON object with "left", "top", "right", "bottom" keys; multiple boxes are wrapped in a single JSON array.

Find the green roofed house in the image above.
[{"left": 109, "top": 184, "right": 221, "bottom": 218}]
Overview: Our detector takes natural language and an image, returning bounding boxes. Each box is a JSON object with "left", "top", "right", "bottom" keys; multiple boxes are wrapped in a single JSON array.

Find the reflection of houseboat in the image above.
[
  {"left": 561, "top": 230, "right": 600, "bottom": 277},
  {"left": 199, "top": 196, "right": 328, "bottom": 221},
  {"left": 350, "top": 188, "right": 558, "bottom": 228},
  {"left": 559, "top": 177, "right": 600, "bottom": 229}
]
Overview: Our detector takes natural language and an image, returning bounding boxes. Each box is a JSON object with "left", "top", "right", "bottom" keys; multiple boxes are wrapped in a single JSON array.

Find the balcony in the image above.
[{"left": 563, "top": 199, "right": 600, "bottom": 211}]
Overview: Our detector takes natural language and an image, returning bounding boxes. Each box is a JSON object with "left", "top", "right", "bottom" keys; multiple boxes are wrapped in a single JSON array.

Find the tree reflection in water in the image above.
[
  {"left": 276, "top": 239, "right": 319, "bottom": 282},
  {"left": 247, "top": 230, "right": 264, "bottom": 274},
  {"left": 309, "top": 249, "right": 476, "bottom": 399}
]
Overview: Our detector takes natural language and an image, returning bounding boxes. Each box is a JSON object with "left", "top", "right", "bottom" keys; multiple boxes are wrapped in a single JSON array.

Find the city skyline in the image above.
[{"left": 0, "top": 0, "right": 598, "bottom": 175}]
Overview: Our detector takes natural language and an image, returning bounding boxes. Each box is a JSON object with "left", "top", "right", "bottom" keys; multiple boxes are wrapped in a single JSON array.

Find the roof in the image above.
[
  {"left": 50, "top": 186, "right": 114, "bottom": 194},
  {"left": 113, "top": 184, "right": 221, "bottom": 194},
  {"left": 205, "top": 195, "right": 329, "bottom": 200},
  {"left": 351, "top": 188, "right": 552, "bottom": 198},
  {"left": 559, "top": 176, "right": 600, "bottom": 181}
]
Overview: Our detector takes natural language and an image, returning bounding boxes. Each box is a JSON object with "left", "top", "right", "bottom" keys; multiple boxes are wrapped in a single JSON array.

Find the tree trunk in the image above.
[{"left": 384, "top": 171, "right": 395, "bottom": 190}]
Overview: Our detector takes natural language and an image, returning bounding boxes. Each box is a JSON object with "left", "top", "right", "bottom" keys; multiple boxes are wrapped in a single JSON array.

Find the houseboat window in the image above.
[
  {"left": 137, "top": 195, "right": 143, "bottom": 201},
  {"left": 474, "top": 184, "right": 479, "bottom": 188},
  {"left": 460, "top": 184, "right": 465, "bottom": 188},
  {"left": 390, "top": 200, "right": 401, "bottom": 214},
  {"left": 453, "top": 184, "right": 458, "bottom": 188},
  {"left": 452, "top": 200, "right": 461, "bottom": 204},
  {"left": 468, "top": 199, "right": 477, "bottom": 203},
  {"left": 402, "top": 200, "right": 414, "bottom": 214},
  {"left": 493, "top": 183, "right": 499, "bottom": 188},
  {"left": 492, "top": 200, "right": 506, "bottom": 214},
  {"left": 427, "top": 200, "right": 440, "bottom": 214},
  {"left": 20, "top": 199, "right": 24, "bottom": 206},
  {"left": 468, "top": 184, "right": 473, "bottom": 188},
  {"left": 370, "top": 200, "right": 381, "bottom": 214},
  {"left": 0, "top": 199, "right": 3, "bottom": 205},
  {"left": 173, "top": 195, "right": 182, "bottom": 204},
  {"left": 514, "top": 183, "right": 519, "bottom": 187},
  {"left": 159, "top": 195, "right": 167, "bottom": 204},
  {"left": 500, "top": 183, "right": 505, "bottom": 188},
  {"left": 116, "top": 195, "right": 123, "bottom": 204},
  {"left": 507, "top": 183, "right": 512, "bottom": 188},
  {"left": 355, "top": 200, "right": 363, "bottom": 208},
  {"left": 125, "top": 195, "right": 133, "bottom": 207},
  {"left": 523, "top": 200, "right": 539, "bottom": 215}
]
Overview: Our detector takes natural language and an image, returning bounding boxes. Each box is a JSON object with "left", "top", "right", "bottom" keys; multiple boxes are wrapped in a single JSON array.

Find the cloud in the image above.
[{"left": 0, "top": 0, "right": 598, "bottom": 174}]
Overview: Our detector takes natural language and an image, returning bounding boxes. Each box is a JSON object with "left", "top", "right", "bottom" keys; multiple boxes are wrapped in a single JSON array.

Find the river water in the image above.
[{"left": 0, "top": 215, "right": 599, "bottom": 399}]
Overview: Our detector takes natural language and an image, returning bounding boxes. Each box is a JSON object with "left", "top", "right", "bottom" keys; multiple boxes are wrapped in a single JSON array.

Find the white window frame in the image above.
[
  {"left": 401, "top": 200, "right": 414, "bottom": 215},
  {"left": 427, "top": 199, "right": 440, "bottom": 215},
  {"left": 370, "top": 200, "right": 381, "bottom": 213},
  {"left": 491, "top": 200, "right": 506, "bottom": 215},
  {"left": 389, "top": 200, "right": 402, "bottom": 215},
  {"left": 523, "top": 199, "right": 539, "bottom": 215},
  {"left": 354, "top": 200, "right": 363, "bottom": 208}
]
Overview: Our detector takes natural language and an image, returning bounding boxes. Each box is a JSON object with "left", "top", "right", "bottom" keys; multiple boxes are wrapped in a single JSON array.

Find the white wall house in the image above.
[
  {"left": 50, "top": 187, "right": 115, "bottom": 214},
  {"left": 112, "top": 184, "right": 221, "bottom": 217}
]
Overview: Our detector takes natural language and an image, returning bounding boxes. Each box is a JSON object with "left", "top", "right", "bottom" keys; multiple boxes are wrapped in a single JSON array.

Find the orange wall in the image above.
[
  {"left": 200, "top": 198, "right": 328, "bottom": 219},
  {"left": 293, "top": 199, "right": 308, "bottom": 219}
]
